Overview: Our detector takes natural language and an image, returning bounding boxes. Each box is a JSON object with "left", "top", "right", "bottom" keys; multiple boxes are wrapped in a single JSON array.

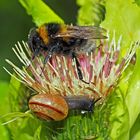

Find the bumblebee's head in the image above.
[{"left": 28, "top": 27, "right": 46, "bottom": 59}]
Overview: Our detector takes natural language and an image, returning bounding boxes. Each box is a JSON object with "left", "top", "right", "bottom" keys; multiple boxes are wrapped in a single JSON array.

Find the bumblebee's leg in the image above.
[
  {"left": 41, "top": 45, "right": 59, "bottom": 75},
  {"left": 32, "top": 48, "right": 41, "bottom": 60},
  {"left": 72, "top": 53, "right": 89, "bottom": 84},
  {"left": 43, "top": 52, "right": 52, "bottom": 64},
  {"left": 40, "top": 53, "right": 52, "bottom": 76},
  {"left": 43, "top": 44, "right": 59, "bottom": 64}
]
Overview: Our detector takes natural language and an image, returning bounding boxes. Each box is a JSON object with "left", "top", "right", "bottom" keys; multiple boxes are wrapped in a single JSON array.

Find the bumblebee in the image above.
[{"left": 28, "top": 23, "right": 107, "bottom": 83}]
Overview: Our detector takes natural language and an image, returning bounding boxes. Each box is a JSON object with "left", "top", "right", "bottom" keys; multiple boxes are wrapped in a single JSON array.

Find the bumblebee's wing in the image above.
[{"left": 54, "top": 25, "right": 107, "bottom": 39}]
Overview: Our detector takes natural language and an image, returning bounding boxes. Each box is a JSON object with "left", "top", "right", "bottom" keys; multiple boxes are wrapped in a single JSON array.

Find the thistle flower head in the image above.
[{"left": 4, "top": 35, "right": 138, "bottom": 102}]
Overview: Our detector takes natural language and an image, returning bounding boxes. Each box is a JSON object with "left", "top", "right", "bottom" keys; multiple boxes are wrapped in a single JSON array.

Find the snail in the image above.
[{"left": 29, "top": 94, "right": 100, "bottom": 121}]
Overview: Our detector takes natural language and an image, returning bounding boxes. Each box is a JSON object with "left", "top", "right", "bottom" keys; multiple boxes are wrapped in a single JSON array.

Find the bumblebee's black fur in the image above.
[{"left": 47, "top": 23, "right": 60, "bottom": 36}]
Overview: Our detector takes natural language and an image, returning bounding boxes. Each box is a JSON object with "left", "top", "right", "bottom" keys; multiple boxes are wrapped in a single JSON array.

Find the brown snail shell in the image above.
[{"left": 29, "top": 94, "right": 68, "bottom": 121}]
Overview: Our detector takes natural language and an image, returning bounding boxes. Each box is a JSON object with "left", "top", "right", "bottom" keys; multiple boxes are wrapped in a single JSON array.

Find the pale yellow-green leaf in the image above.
[{"left": 19, "top": 0, "right": 64, "bottom": 26}]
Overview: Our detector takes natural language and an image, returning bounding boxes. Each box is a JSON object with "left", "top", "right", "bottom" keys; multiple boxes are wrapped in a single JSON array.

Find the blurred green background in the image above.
[{"left": 0, "top": 0, "right": 78, "bottom": 82}]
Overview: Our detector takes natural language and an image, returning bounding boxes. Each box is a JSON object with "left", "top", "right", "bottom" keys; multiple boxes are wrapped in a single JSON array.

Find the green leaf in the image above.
[
  {"left": 8, "top": 75, "right": 32, "bottom": 112},
  {"left": 0, "top": 112, "right": 30, "bottom": 125},
  {"left": 130, "top": 114, "right": 140, "bottom": 139},
  {"left": 126, "top": 47, "right": 140, "bottom": 129},
  {"left": 0, "top": 123, "right": 10, "bottom": 140},
  {"left": 132, "top": 132, "right": 140, "bottom": 140},
  {"left": 102, "top": 0, "right": 140, "bottom": 46},
  {"left": 108, "top": 91, "right": 129, "bottom": 140},
  {"left": 0, "top": 81, "right": 25, "bottom": 140},
  {"left": 77, "top": 0, "right": 106, "bottom": 26},
  {"left": 19, "top": 0, "right": 64, "bottom": 26},
  {"left": 6, "top": 114, "right": 41, "bottom": 140},
  {"left": 135, "top": 0, "right": 140, "bottom": 6},
  {"left": 16, "top": 133, "right": 33, "bottom": 140},
  {"left": 2, "top": 76, "right": 37, "bottom": 139},
  {"left": 0, "top": 81, "right": 10, "bottom": 115},
  {"left": 33, "top": 125, "right": 41, "bottom": 140}
]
